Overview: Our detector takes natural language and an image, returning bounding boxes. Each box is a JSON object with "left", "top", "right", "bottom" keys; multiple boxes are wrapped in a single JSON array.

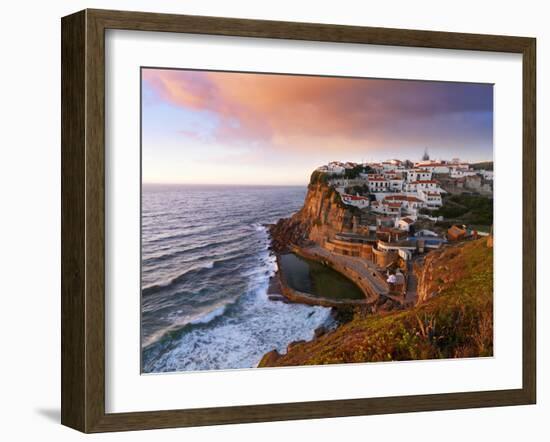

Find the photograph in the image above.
[{"left": 140, "top": 68, "right": 494, "bottom": 373}]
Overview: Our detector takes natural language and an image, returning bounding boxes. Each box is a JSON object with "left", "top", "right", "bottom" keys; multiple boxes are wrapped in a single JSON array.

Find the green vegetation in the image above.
[
  {"left": 309, "top": 170, "right": 330, "bottom": 186},
  {"left": 432, "top": 193, "right": 493, "bottom": 227},
  {"left": 260, "top": 239, "right": 493, "bottom": 366},
  {"left": 344, "top": 165, "right": 372, "bottom": 179},
  {"left": 471, "top": 161, "right": 494, "bottom": 171},
  {"left": 418, "top": 207, "right": 432, "bottom": 215},
  {"left": 346, "top": 184, "right": 369, "bottom": 195},
  {"left": 309, "top": 165, "right": 373, "bottom": 186}
]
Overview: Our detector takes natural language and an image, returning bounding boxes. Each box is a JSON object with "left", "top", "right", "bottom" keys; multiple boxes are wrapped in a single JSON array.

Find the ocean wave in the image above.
[
  {"left": 142, "top": 261, "right": 213, "bottom": 295},
  {"left": 142, "top": 233, "right": 251, "bottom": 266},
  {"left": 143, "top": 226, "right": 214, "bottom": 246},
  {"left": 140, "top": 186, "right": 313, "bottom": 371},
  {"left": 141, "top": 297, "right": 239, "bottom": 349},
  {"left": 252, "top": 222, "right": 267, "bottom": 232},
  {"left": 142, "top": 257, "right": 241, "bottom": 296},
  {"left": 189, "top": 304, "right": 228, "bottom": 325},
  {"left": 142, "top": 284, "right": 333, "bottom": 373}
]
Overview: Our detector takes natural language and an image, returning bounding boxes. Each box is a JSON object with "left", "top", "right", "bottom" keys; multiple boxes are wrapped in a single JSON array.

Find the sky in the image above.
[{"left": 142, "top": 68, "right": 493, "bottom": 185}]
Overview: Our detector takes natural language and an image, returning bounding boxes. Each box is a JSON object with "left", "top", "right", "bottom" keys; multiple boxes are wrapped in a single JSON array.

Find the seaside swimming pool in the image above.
[{"left": 279, "top": 253, "right": 365, "bottom": 301}]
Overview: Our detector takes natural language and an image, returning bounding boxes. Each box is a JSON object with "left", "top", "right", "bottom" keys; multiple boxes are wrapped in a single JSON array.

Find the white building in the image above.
[
  {"left": 341, "top": 193, "right": 370, "bottom": 209},
  {"left": 414, "top": 161, "right": 450, "bottom": 174},
  {"left": 384, "top": 194, "right": 425, "bottom": 214},
  {"left": 388, "top": 178, "right": 404, "bottom": 192},
  {"left": 371, "top": 200, "right": 401, "bottom": 216},
  {"left": 450, "top": 168, "right": 477, "bottom": 178},
  {"left": 396, "top": 217, "right": 415, "bottom": 231},
  {"left": 418, "top": 189, "right": 443, "bottom": 208},
  {"left": 405, "top": 179, "right": 446, "bottom": 194},
  {"left": 406, "top": 168, "right": 432, "bottom": 182},
  {"left": 367, "top": 176, "right": 389, "bottom": 192},
  {"left": 327, "top": 161, "right": 345, "bottom": 175}
]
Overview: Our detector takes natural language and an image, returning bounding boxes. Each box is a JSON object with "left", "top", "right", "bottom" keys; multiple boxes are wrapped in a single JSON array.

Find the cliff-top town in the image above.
[
  {"left": 317, "top": 153, "right": 492, "bottom": 237},
  {"left": 262, "top": 152, "right": 494, "bottom": 366},
  {"left": 269, "top": 150, "right": 493, "bottom": 309}
]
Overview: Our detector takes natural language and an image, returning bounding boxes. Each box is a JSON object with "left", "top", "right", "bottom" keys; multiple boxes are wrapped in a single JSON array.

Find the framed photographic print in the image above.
[{"left": 61, "top": 9, "right": 536, "bottom": 433}]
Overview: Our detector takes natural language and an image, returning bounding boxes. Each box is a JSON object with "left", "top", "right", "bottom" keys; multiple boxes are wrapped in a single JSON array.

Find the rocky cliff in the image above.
[{"left": 269, "top": 177, "right": 356, "bottom": 251}]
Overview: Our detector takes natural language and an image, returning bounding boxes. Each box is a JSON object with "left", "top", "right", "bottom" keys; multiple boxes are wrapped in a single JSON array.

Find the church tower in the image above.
[{"left": 422, "top": 148, "right": 430, "bottom": 161}]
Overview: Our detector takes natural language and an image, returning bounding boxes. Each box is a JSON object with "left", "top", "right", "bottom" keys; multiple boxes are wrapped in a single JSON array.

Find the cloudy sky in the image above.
[{"left": 142, "top": 68, "right": 493, "bottom": 185}]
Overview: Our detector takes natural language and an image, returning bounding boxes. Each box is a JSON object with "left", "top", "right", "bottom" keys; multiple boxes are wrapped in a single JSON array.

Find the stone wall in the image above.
[
  {"left": 372, "top": 247, "right": 398, "bottom": 268},
  {"left": 324, "top": 238, "right": 373, "bottom": 260}
]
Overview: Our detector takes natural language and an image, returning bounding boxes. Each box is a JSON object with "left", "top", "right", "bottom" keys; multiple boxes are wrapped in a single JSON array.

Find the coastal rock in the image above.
[
  {"left": 287, "top": 340, "right": 306, "bottom": 353},
  {"left": 268, "top": 181, "right": 354, "bottom": 252},
  {"left": 314, "top": 325, "right": 327, "bottom": 338},
  {"left": 258, "top": 349, "right": 282, "bottom": 367}
]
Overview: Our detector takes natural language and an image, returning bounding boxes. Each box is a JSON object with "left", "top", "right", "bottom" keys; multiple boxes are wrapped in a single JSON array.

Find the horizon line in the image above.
[{"left": 142, "top": 182, "right": 308, "bottom": 187}]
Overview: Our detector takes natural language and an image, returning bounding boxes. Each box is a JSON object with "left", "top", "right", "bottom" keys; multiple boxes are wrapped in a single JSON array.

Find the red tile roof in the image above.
[
  {"left": 411, "top": 180, "right": 438, "bottom": 184},
  {"left": 385, "top": 195, "right": 423, "bottom": 203},
  {"left": 342, "top": 193, "right": 369, "bottom": 201},
  {"left": 386, "top": 202, "right": 402, "bottom": 208}
]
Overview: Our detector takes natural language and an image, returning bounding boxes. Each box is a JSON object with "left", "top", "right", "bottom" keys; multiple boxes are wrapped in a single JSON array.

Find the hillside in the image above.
[
  {"left": 259, "top": 238, "right": 493, "bottom": 366},
  {"left": 471, "top": 161, "right": 494, "bottom": 171}
]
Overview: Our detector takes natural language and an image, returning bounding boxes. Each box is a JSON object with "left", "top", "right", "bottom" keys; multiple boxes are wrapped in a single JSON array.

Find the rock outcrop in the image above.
[{"left": 269, "top": 180, "right": 355, "bottom": 252}]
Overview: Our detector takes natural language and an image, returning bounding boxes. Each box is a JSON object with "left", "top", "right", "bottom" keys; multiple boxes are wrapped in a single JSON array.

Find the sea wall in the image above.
[{"left": 278, "top": 275, "right": 368, "bottom": 308}]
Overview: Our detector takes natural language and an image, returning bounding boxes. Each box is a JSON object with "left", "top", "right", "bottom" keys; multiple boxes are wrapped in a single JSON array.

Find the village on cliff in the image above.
[
  {"left": 318, "top": 153, "right": 492, "bottom": 235},
  {"left": 272, "top": 151, "right": 494, "bottom": 306},
  {"left": 261, "top": 152, "right": 495, "bottom": 366}
]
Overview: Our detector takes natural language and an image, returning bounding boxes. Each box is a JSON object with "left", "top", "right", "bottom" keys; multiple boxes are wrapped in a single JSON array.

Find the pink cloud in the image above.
[{"left": 142, "top": 69, "right": 492, "bottom": 154}]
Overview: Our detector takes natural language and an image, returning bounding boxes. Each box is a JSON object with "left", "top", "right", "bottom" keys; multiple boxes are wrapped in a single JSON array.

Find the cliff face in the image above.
[
  {"left": 259, "top": 238, "right": 493, "bottom": 367},
  {"left": 269, "top": 182, "right": 355, "bottom": 251}
]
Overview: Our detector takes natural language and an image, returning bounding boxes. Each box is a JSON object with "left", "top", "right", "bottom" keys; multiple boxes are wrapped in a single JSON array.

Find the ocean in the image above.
[{"left": 141, "top": 184, "right": 332, "bottom": 373}]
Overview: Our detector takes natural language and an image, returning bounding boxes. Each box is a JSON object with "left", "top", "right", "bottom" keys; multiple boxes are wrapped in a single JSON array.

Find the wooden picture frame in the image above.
[{"left": 61, "top": 8, "right": 536, "bottom": 433}]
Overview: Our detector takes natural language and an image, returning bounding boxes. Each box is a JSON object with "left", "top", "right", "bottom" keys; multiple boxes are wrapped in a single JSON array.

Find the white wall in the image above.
[{"left": 0, "top": 0, "right": 547, "bottom": 440}]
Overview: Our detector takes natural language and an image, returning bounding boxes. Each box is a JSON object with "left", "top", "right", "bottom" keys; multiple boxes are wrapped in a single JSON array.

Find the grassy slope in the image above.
[{"left": 260, "top": 238, "right": 493, "bottom": 367}]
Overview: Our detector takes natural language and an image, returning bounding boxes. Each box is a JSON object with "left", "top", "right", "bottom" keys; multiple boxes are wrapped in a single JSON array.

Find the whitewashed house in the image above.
[
  {"left": 418, "top": 189, "right": 443, "bottom": 208},
  {"left": 396, "top": 217, "right": 416, "bottom": 231},
  {"left": 341, "top": 193, "right": 370, "bottom": 209},
  {"left": 406, "top": 169, "right": 433, "bottom": 182},
  {"left": 384, "top": 194, "right": 425, "bottom": 214},
  {"left": 327, "top": 162, "right": 345, "bottom": 175},
  {"left": 370, "top": 200, "right": 401, "bottom": 216},
  {"left": 388, "top": 178, "right": 404, "bottom": 192},
  {"left": 450, "top": 168, "right": 477, "bottom": 178},
  {"left": 414, "top": 161, "right": 451, "bottom": 174},
  {"left": 367, "top": 176, "right": 389, "bottom": 192},
  {"left": 404, "top": 179, "right": 441, "bottom": 193}
]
